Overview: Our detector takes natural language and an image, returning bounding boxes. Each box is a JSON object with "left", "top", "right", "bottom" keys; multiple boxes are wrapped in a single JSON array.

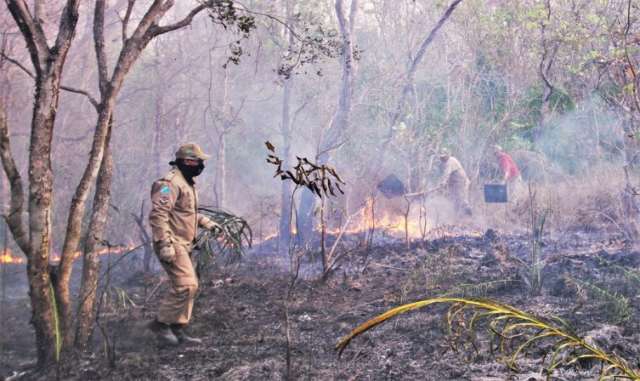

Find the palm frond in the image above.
[
  {"left": 336, "top": 297, "right": 640, "bottom": 380},
  {"left": 195, "top": 207, "right": 252, "bottom": 266}
]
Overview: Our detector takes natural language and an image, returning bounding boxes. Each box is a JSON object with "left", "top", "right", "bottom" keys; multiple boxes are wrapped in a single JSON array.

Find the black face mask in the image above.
[{"left": 172, "top": 159, "right": 204, "bottom": 181}]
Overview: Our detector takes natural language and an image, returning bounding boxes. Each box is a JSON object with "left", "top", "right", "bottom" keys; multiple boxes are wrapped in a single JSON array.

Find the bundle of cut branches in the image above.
[{"left": 194, "top": 207, "right": 252, "bottom": 267}]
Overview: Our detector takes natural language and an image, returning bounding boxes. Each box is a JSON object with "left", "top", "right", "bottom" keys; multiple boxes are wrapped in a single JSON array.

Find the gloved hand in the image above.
[
  {"left": 157, "top": 244, "right": 176, "bottom": 263},
  {"left": 202, "top": 219, "right": 222, "bottom": 234}
]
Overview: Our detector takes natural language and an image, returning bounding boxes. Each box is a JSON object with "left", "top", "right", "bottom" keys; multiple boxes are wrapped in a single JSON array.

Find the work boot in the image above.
[
  {"left": 147, "top": 319, "right": 179, "bottom": 346},
  {"left": 171, "top": 324, "right": 203, "bottom": 345}
]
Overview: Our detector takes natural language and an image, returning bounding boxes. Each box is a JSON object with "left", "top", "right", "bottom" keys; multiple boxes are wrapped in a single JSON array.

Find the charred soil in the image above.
[{"left": 3, "top": 228, "right": 640, "bottom": 380}]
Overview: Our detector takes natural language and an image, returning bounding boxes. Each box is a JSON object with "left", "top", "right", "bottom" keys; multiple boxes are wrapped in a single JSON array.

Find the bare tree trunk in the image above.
[
  {"left": 217, "top": 132, "right": 227, "bottom": 207},
  {"left": 279, "top": 79, "right": 293, "bottom": 255},
  {"left": 216, "top": 65, "right": 232, "bottom": 208},
  {"left": 1, "top": 95, "right": 51, "bottom": 362},
  {"left": 3, "top": 0, "right": 81, "bottom": 367},
  {"left": 153, "top": 40, "right": 165, "bottom": 180},
  {"left": 298, "top": 0, "right": 358, "bottom": 242},
  {"left": 0, "top": 101, "right": 28, "bottom": 254},
  {"left": 29, "top": 77, "right": 62, "bottom": 366},
  {"left": 74, "top": 120, "right": 113, "bottom": 350},
  {"left": 278, "top": 0, "right": 294, "bottom": 256},
  {"left": 535, "top": 0, "right": 559, "bottom": 140}
]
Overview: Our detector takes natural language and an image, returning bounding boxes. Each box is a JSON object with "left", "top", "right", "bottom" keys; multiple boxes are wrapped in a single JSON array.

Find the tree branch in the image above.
[
  {"left": 364, "top": 0, "right": 463, "bottom": 181},
  {"left": 93, "top": 0, "right": 109, "bottom": 97},
  {"left": 108, "top": 0, "right": 174, "bottom": 91},
  {"left": 389, "top": 0, "right": 464, "bottom": 130},
  {"left": 0, "top": 51, "right": 34, "bottom": 78},
  {"left": 51, "top": 0, "right": 81, "bottom": 69},
  {"left": 622, "top": 0, "right": 640, "bottom": 114},
  {"left": 5, "top": 0, "right": 49, "bottom": 71},
  {"left": 235, "top": 1, "right": 300, "bottom": 41},
  {"left": 406, "top": 0, "right": 463, "bottom": 82},
  {"left": 33, "top": 0, "right": 43, "bottom": 24},
  {"left": 149, "top": 3, "right": 207, "bottom": 37},
  {"left": 348, "top": 0, "right": 358, "bottom": 34},
  {"left": 60, "top": 86, "right": 100, "bottom": 110},
  {"left": 120, "top": 0, "right": 136, "bottom": 44},
  {"left": 0, "top": 100, "right": 29, "bottom": 255},
  {"left": 1, "top": 52, "right": 100, "bottom": 109},
  {"left": 538, "top": 0, "right": 557, "bottom": 103}
]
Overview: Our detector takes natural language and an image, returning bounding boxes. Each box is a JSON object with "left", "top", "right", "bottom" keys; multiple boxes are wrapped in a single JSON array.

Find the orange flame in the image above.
[
  {"left": 325, "top": 197, "right": 429, "bottom": 239},
  {"left": 50, "top": 244, "right": 138, "bottom": 263},
  {"left": 262, "top": 197, "right": 432, "bottom": 243},
  {"left": 0, "top": 245, "right": 138, "bottom": 265},
  {"left": 0, "top": 249, "right": 26, "bottom": 264}
]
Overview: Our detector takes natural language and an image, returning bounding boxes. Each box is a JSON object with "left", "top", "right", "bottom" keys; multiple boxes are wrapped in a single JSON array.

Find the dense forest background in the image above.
[{"left": 3, "top": 0, "right": 638, "bottom": 248}]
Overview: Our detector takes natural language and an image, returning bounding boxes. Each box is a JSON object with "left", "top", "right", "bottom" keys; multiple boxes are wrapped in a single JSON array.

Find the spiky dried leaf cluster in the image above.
[
  {"left": 265, "top": 141, "right": 345, "bottom": 199},
  {"left": 194, "top": 207, "right": 252, "bottom": 266}
]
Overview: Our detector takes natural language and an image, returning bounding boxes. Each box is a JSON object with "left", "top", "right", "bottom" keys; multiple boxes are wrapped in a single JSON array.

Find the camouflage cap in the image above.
[
  {"left": 175, "top": 143, "right": 211, "bottom": 161},
  {"left": 439, "top": 148, "right": 451, "bottom": 158}
]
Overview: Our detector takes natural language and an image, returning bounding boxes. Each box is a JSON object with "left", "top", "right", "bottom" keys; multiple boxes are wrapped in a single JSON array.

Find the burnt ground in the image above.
[{"left": 3, "top": 227, "right": 640, "bottom": 380}]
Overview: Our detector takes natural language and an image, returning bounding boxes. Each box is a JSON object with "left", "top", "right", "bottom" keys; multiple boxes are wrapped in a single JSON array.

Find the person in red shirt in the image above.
[
  {"left": 494, "top": 145, "right": 520, "bottom": 183},
  {"left": 494, "top": 145, "right": 523, "bottom": 201}
]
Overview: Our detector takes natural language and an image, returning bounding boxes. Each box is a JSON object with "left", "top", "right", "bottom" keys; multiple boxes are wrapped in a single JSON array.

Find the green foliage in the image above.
[
  {"left": 474, "top": 53, "right": 508, "bottom": 121},
  {"left": 442, "top": 279, "right": 519, "bottom": 298},
  {"left": 515, "top": 85, "right": 575, "bottom": 133},
  {"left": 397, "top": 246, "right": 518, "bottom": 307},
  {"left": 598, "top": 258, "right": 640, "bottom": 287},
  {"left": 337, "top": 297, "right": 640, "bottom": 380},
  {"left": 565, "top": 276, "right": 631, "bottom": 324}
]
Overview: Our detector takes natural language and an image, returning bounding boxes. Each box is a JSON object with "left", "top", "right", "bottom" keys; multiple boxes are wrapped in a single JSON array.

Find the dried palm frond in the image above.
[
  {"left": 336, "top": 297, "right": 640, "bottom": 380},
  {"left": 195, "top": 208, "right": 252, "bottom": 267}
]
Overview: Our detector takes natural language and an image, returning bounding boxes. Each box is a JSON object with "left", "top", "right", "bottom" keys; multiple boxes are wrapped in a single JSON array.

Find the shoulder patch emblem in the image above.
[{"left": 160, "top": 185, "right": 170, "bottom": 194}]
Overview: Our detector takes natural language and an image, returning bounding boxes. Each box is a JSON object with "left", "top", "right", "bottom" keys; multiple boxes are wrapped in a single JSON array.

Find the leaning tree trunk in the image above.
[
  {"left": 74, "top": 120, "right": 113, "bottom": 349},
  {"left": 55, "top": 74, "right": 125, "bottom": 350},
  {"left": 369, "top": 0, "right": 463, "bottom": 180}
]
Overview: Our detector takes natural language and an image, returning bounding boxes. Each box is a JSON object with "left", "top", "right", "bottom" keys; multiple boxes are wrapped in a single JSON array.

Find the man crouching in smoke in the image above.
[{"left": 147, "top": 143, "right": 219, "bottom": 346}]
